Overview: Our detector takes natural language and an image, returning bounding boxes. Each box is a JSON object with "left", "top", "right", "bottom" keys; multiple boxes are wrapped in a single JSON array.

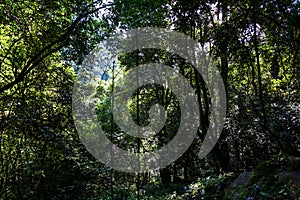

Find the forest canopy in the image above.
[{"left": 0, "top": 0, "right": 299, "bottom": 199}]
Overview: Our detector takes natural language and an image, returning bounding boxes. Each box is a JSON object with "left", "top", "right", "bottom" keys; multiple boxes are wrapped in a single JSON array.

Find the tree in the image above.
[
  {"left": 0, "top": 0, "right": 114, "bottom": 93},
  {"left": 0, "top": 1, "right": 113, "bottom": 198}
]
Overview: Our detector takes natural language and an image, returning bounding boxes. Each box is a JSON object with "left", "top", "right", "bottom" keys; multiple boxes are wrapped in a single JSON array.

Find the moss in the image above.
[
  {"left": 131, "top": 158, "right": 300, "bottom": 199},
  {"left": 224, "top": 186, "right": 250, "bottom": 200},
  {"left": 225, "top": 158, "right": 300, "bottom": 199},
  {"left": 248, "top": 160, "right": 281, "bottom": 185}
]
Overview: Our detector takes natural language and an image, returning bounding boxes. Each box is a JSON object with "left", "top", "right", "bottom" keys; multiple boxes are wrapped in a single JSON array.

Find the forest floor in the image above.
[
  {"left": 223, "top": 157, "right": 300, "bottom": 200},
  {"left": 135, "top": 157, "right": 300, "bottom": 199}
]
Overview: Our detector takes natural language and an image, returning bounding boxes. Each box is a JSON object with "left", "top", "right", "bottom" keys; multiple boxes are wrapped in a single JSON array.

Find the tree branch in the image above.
[{"left": 0, "top": 3, "right": 114, "bottom": 93}]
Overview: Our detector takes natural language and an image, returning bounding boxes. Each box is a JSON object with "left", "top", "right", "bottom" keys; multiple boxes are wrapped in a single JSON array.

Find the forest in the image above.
[{"left": 0, "top": 0, "right": 299, "bottom": 199}]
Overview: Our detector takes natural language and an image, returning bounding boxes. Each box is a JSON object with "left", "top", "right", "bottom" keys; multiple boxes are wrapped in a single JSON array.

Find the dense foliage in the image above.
[{"left": 0, "top": 0, "right": 299, "bottom": 199}]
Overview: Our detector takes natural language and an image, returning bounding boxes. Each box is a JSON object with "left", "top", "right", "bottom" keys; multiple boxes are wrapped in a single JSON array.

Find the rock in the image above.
[{"left": 224, "top": 171, "right": 252, "bottom": 192}]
